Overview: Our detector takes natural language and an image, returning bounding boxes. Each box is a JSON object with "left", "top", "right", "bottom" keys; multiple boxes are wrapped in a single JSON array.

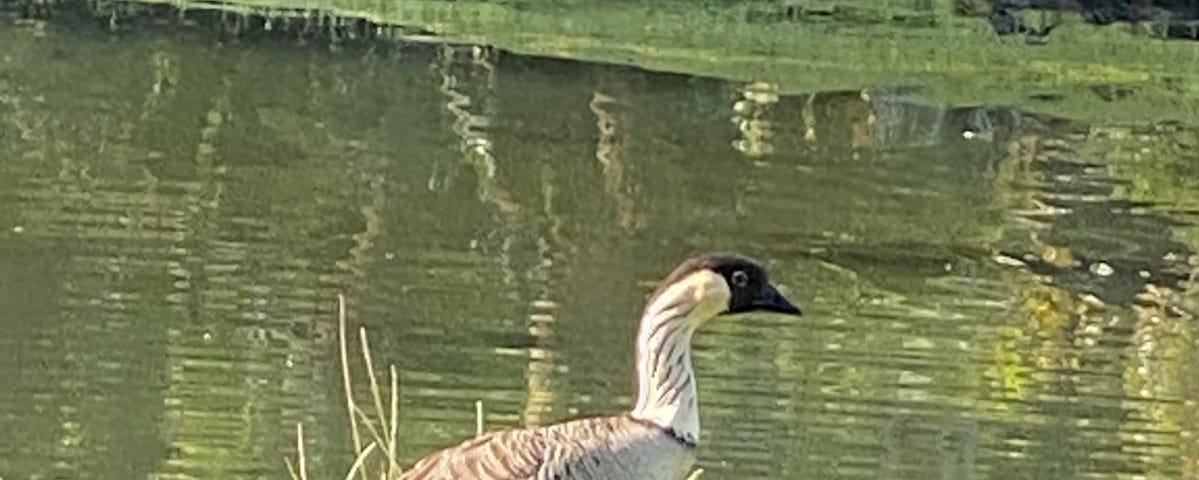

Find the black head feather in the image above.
[{"left": 648, "top": 253, "right": 801, "bottom": 316}]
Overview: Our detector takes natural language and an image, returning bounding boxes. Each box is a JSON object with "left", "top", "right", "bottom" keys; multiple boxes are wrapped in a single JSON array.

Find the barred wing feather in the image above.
[{"left": 398, "top": 415, "right": 695, "bottom": 480}]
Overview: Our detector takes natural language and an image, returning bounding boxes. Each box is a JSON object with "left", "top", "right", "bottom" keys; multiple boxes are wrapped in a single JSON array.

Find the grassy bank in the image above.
[{"left": 51, "top": 0, "right": 1199, "bottom": 124}]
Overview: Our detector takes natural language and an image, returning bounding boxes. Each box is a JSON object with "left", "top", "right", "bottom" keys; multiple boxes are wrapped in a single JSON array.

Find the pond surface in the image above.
[{"left": 1, "top": 13, "right": 1197, "bottom": 480}]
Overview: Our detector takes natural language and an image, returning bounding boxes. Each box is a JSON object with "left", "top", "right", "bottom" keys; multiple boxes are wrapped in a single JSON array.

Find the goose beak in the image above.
[{"left": 753, "top": 283, "right": 802, "bottom": 315}]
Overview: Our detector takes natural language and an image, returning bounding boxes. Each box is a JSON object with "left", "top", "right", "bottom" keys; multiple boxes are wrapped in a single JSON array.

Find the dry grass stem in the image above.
[
  {"left": 290, "top": 294, "right": 403, "bottom": 480},
  {"left": 356, "top": 325, "right": 402, "bottom": 475},
  {"left": 291, "top": 293, "right": 702, "bottom": 480},
  {"left": 343, "top": 442, "right": 379, "bottom": 480},
  {"left": 338, "top": 294, "right": 367, "bottom": 480},
  {"left": 388, "top": 364, "right": 400, "bottom": 478},
  {"left": 475, "top": 400, "right": 484, "bottom": 437},
  {"left": 293, "top": 423, "right": 310, "bottom": 480},
  {"left": 285, "top": 453, "right": 302, "bottom": 480}
]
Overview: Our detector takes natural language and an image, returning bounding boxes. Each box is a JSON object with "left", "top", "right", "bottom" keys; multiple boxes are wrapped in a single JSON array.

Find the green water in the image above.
[{"left": 1, "top": 10, "right": 1197, "bottom": 480}]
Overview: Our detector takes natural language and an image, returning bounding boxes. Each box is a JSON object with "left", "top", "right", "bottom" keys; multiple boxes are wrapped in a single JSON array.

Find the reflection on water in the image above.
[{"left": 0, "top": 15, "right": 1197, "bottom": 480}]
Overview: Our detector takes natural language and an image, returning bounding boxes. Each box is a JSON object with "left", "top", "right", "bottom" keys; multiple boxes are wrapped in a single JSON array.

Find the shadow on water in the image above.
[{"left": 0, "top": 7, "right": 1197, "bottom": 480}]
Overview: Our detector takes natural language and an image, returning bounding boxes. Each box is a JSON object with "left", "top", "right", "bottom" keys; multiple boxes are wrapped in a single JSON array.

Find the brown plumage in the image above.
[
  {"left": 399, "top": 415, "right": 695, "bottom": 480},
  {"left": 397, "top": 254, "right": 802, "bottom": 480}
]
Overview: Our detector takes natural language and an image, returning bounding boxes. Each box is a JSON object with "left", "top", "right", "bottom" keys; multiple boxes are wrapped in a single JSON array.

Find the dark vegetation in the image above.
[{"left": 983, "top": 0, "right": 1199, "bottom": 40}]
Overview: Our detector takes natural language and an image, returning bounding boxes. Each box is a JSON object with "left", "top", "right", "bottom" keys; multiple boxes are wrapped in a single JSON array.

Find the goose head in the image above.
[
  {"left": 630, "top": 253, "right": 803, "bottom": 440},
  {"left": 645, "top": 253, "right": 802, "bottom": 326}
]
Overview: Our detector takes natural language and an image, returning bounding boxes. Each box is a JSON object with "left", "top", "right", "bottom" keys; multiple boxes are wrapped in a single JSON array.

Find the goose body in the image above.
[
  {"left": 399, "top": 254, "right": 802, "bottom": 480},
  {"left": 399, "top": 415, "right": 695, "bottom": 480}
]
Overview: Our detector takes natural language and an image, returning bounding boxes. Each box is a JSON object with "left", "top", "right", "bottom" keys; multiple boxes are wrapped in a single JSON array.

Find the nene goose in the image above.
[{"left": 399, "top": 253, "right": 802, "bottom": 480}]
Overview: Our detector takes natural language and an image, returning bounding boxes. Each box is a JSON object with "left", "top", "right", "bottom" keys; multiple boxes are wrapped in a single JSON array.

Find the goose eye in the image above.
[{"left": 731, "top": 270, "right": 749, "bottom": 288}]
